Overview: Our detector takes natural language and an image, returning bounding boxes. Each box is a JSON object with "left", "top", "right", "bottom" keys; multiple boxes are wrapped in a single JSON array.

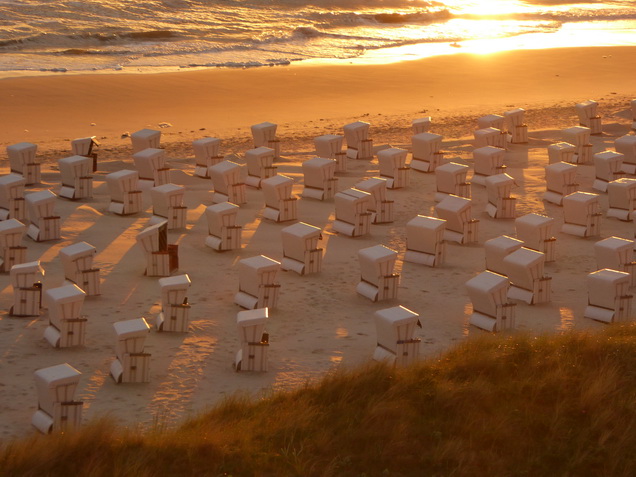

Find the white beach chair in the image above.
[
  {"left": 71, "top": 136, "right": 99, "bottom": 172},
  {"left": 59, "top": 242, "right": 100, "bottom": 296},
  {"left": 474, "top": 127, "right": 505, "bottom": 149},
  {"left": 477, "top": 114, "right": 505, "bottom": 130},
  {"left": 515, "top": 213, "right": 556, "bottom": 262},
  {"left": 561, "top": 192, "right": 602, "bottom": 237},
  {"left": 593, "top": 150, "right": 625, "bottom": 192},
  {"left": 58, "top": 155, "right": 93, "bottom": 200},
  {"left": 280, "top": 222, "right": 323, "bottom": 275},
  {"left": 131, "top": 128, "right": 161, "bottom": 153},
  {"left": 575, "top": 99, "right": 602, "bottom": 135},
  {"left": 547, "top": 142, "right": 577, "bottom": 165},
  {"left": 465, "top": 270, "right": 516, "bottom": 332},
  {"left": 472, "top": 146, "right": 506, "bottom": 186},
  {"left": 7, "top": 142, "right": 40, "bottom": 185},
  {"left": 562, "top": 126, "right": 592, "bottom": 164},
  {"left": 235, "top": 308, "right": 269, "bottom": 372},
  {"left": 261, "top": 174, "right": 297, "bottom": 222},
  {"left": 0, "top": 218, "right": 27, "bottom": 273},
  {"left": 25, "top": 190, "right": 60, "bottom": 242},
  {"left": 193, "top": 137, "right": 223, "bottom": 178},
  {"left": 133, "top": 147, "right": 170, "bottom": 187},
  {"left": 106, "top": 169, "right": 142, "bottom": 215},
  {"left": 301, "top": 157, "right": 338, "bottom": 200},
  {"left": 314, "top": 134, "right": 346, "bottom": 172},
  {"left": 607, "top": 178, "right": 636, "bottom": 221},
  {"left": 435, "top": 162, "right": 470, "bottom": 202},
  {"left": 484, "top": 235, "right": 524, "bottom": 276},
  {"left": 43, "top": 284, "right": 87, "bottom": 348},
  {"left": 150, "top": 183, "right": 187, "bottom": 229},
  {"left": 594, "top": 237, "right": 636, "bottom": 288},
  {"left": 412, "top": 117, "right": 432, "bottom": 135},
  {"left": 411, "top": 132, "right": 444, "bottom": 173},
  {"left": 135, "top": 221, "right": 179, "bottom": 276},
  {"left": 9, "top": 260, "right": 44, "bottom": 317},
  {"left": 343, "top": 121, "right": 373, "bottom": 160},
  {"left": 584, "top": 269, "right": 632, "bottom": 323},
  {"left": 333, "top": 188, "right": 372, "bottom": 237},
  {"left": 404, "top": 215, "right": 446, "bottom": 267},
  {"left": 156, "top": 274, "right": 191, "bottom": 332},
  {"left": 205, "top": 202, "right": 242, "bottom": 251},
  {"left": 0, "top": 174, "right": 26, "bottom": 221},
  {"left": 544, "top": 161, "right": 578, "bottom": 205},
  {"left": 111, "top": 318, "right": 151, "bottom": 383},
  {"left": 373, "top": 306, "right": 421, "bottom": 367},
  {"left": 357, "top": 244, "right": 400, "bottom": 302},
  {"left": 503, "top": 247, "right": 551, "bottom": 305},
  {"left": 615, "top": 135, "right": 636, "bottom": 175},
  {"left": 355, "top": 177, "right": 394, "bottom": 224},
  {"left": 485, "top": 173, "right": 516, "bottom": 219},
  {"left": 245, "top": 146, "right": 277, "bottom": 188},
  {"left": 234, "top": 255, "right": 281, "bottom": 310},
  {"left": 504, "top": 108, "right": 528, "bottom": 144},
  {"left": 251, "top": 122, "right": 280, "bottom": 158},
  {"left": 32, "top": 363, "right": 83, "bottom": 434},
  {"left": 209, "top": 160, "right": 246, "bottom": 205},
  {"left": 377, "top": 147, "right": 410, "bottom": 189},
  {"left": 434, "top": 195, "right": 479, "bottom": 244}
]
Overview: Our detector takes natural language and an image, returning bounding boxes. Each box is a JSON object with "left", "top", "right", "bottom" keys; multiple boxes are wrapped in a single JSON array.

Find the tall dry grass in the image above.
[{"left": 3, "top": 324, "right": 636, "bottom": 476}]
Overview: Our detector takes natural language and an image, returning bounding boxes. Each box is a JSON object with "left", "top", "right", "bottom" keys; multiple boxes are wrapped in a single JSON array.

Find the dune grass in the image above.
[{"left": 3, "top": 324, "right": 636, "bottom": 476}]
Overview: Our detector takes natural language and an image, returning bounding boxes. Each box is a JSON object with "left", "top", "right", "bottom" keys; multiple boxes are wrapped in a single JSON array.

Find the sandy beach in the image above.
[{"left": 0, "top": 45, "right": 635, "bottom": 442}]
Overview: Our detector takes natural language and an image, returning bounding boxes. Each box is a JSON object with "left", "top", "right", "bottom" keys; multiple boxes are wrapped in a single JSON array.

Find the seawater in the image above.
[{"left": 0, "top": 0, "right": 635, "bottom": 75}]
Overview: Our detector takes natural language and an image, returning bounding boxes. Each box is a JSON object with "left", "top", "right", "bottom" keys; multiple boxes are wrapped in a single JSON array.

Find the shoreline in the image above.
[{"left": 0, "top": 45, "right": 635, "bottom": 442}]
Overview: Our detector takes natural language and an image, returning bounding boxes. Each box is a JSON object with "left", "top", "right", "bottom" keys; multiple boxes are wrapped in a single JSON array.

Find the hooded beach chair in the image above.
[
  {"left": 0, "top": 218, "right": 27, "bottom": 272},
  {"left": 465, "top": 270, "right": 516, "bottom": 332},
  {"left": 9, "top": 260, "right": 43, "bottom": 317},
  {"left": 562, "top": 126, "right": 592, "bottom": 164},
  {"left": 156, "top": 274, "right": 191, "bottom": 332},
  {"left": 357, "top": 244, "right": 400, "bottom": 302},
  {"left": 193, "top": 137, "right": 223, "bottom": 178},
  {"left": 71, "top": 136, "right": 99, "bottom": 172},
  {"left": 7, "top": 142, "right": 39, "bottom": 185},
  {"left": 615, "top": 135, "right": 636, "bottom": 174},
  {"left": 32, "top": 363, "right": 83, "bottom": 434},
  {"left": 131, "top": 128, "right": 160, "bottom": 153},
  {"left": 58, "top": 155, "right": 93, "bottom": 200},
  {"left": 43, "top": 284, "right": 87, "bottom": 348},
  {"left": 594, "top": 237, "right": 636, "bottom": 287},
  {"left": 547, "top": 142, "right": 577, "bottom": 164},
  {"left": 355, "top": 177, "right": 394, "bottom": 224},
  {"left": 106, "top": 169, "right": 142, "bottom": 215},
  {"left": 484, "top": 235, "right": 524, "bottom": 276},
  {"left": 262, "top": 174, "right": 297, "bottom": 222},
  {"left": 503, "top": 247, "right": 551, "bottom": 305},
  {"left": 59, "top": 241, "right": 100, "bottom": 296},
  {"left": 209, "top": 160, "right": 246, "bottom": 205},
  {"left": 404, "top": 215, "right": 446, "bottom": 267},
  {"left": 607, "top": 178, "right": 636, "bottom": 221},
  {"left": 234, "top": 255, "right": 281, "bottom": 310},
  {"left": 373, "top": 306, "right": 421, "bottom": 367},
  {"left": 135, "top": 220, "right": 179, "bottom": 276},
  {"left": 592, "top": 150, "right": 624, "bottom": 192},
  {"left": 515, "top": 213, "right": 556, "bottom": 262},
  {"left": 314, "top": 134, "right": 346, "bottom": 172},
  {"left": 235, "top": 308, "right": 269, "bottom": 372},
  {"left": 151, "top": 183, "right": 187, "bottom": 229},
  {"left": 561, "top": 191, "right": 602, "bottom": 237},
  {"left": 333, "top": 188, "right": 372, "bottom": 237},
  {"left": 544, "top": 161, "right": 578, "bottom": 205},
  {"left": 412, "top": 116, "right": 432, "bottom": 135},
  {"left": 251, "top": 122, "right": 280, "bottom": 158},
  {"left": 25, "top": 190, "right": 60, "bottom": 242},
  {"left": 111, "top": 318, "right": 151, "bottom": 383},
  {"left": 411, "top": 132, "right": 444, "bottom": 172},
  {"left": 343, "top": 121, "right": 373, "bottom": 160},
  {"left": 485, "top": 173, "right": 516, "bottom": 219},
  {"left": 504, "top": 108, "right": 528, "bottom": 144},
  {"left": 584, "top": 269, "right": 632, "bottom": 323},
  {"left": 245, "top": 146, "right": 277, "bottom": 188},
  {"left": 133, "top": 147, "right": 170, "bottom": 187},
  {"left": 377, "top": 147, "right": 410, "bottom": 189},
  {"left": 472, "top": 146, "right": 506, "bottom": 186},
  {"left": 205, "top": 202, "right": 242, "bottom": 251},
  {"left": 474, "top": 127, "right": 505, "bottom": 149},
  {"left": 280, "top": 222, "right": 323, "bottom": 275},
  {"left": 301, "top": 157, "right": 338, "bottom": 200},
  {"left": 575, "top": 100, "right": 602, "bottom": 135},
  {"left": 435, "top": 162, "right": 470, "bottom": 202},
  {"left": 434, "top": 195, "right": 479, "bottom": 244},
  {"left": 0, "top": 173, "right": 26, "bottom": 221},
  {"left": 477, "top": 114, "right": 505, "bottom": 130}
]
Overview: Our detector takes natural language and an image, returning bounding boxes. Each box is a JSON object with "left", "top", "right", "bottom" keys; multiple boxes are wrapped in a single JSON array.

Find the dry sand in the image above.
[{"left": 0, "top": 46, "right": 635, "bottom": 442}]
